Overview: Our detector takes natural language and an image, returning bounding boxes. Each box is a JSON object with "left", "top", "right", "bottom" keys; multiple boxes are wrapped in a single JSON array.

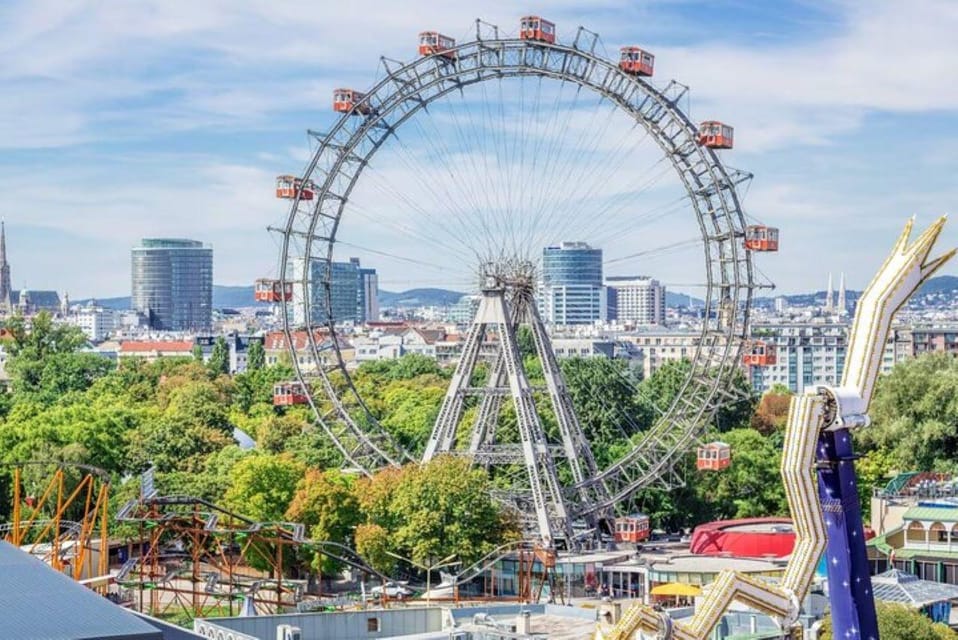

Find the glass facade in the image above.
[
  {"left": 304, "top": 257, "right": 377, "bottom": 325},
  {"left": 131, "top": 239, "right": 212, "bottom": 331},
  {"left": 540, "top": 242, "right": 606, "bottom": 325}
]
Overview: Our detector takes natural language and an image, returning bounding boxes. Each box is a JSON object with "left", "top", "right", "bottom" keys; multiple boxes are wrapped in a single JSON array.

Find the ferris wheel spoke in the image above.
[
  {"left": 540, "top": 109, "right": 668, "bottom": 247},
  {"left": 444, "top": 84, "right": 510, "bottom": 259},
  {"left": 378, "top": 131, "right": 492, "bottom": 258},
  {"left": 398, "top": 119, "right": 492, "bottom": 254},
  {"left": 344, "top": 197, "right": 473, "bottom": 267},
  {"left": 356, "top": 166, "right": 479, "bottom": 262},
  {"left": 409, "top": 100, "right": 495, "bottom": 247},
  {"left": 520, "top": 82, "right": 586, "bottom": 259},
  {"left": 605, "top": 237, "right": 704, "bottom": 267},
  {"left": 526, "top": 95, "right": 624, "bottom": 249},
  {"left": 559, "top": 157, "right": 675, "bottom": 246}
]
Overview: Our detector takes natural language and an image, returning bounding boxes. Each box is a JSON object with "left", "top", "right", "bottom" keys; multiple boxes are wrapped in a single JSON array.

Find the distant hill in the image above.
[
  {"left": 71, "top": 276, "right": 958, "bottom": 313},
  {"left": 753, "top": 274, "right": 958, "bottom": 308},
  {"left": 917, "top": 274, "right": 958, "bottom": 295},
  {"left": 379, "top": 288, "right": 467, "bottom": 308},
  {"left": 665, "top": 291, "right": 704, "bottom": 308},
  {"left": 76, "top": 286, "right": 470, "bottom": 311},
  {"left": 76, "top": 285, "right": 257, "bottom": 310}
]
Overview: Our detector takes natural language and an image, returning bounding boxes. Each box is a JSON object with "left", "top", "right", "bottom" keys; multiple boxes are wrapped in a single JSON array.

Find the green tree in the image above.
[
  {"left": 857, "top": 447, "right": 895, "bottom": 520},
  {"left": 37, "top": 352, "right": 114, "bottom": 400},
  {"left": 378, "top": 378, "right": 445, "bottom": 455},
  {"left": 516, "top": 325, "right": 536, "bottom": 359},
  {"left": 125, "top": 417, "right": 232, "bottom": 473},
  {"left": 222, "top": 453, "right": 306, "bottom": 575},
  {"left": 208, "top": 336, "right": 230, "bottom": 375},
  {"left": 818, "top": 601, "right": 956, "bottom": 640},
  {"left": 694, "top": 428, "right": 787, "bottom": 520},
  {"left": 192, "top": 344, "right": 204, "bottom": 362},
  {"left": 560, "top": 357, "right": 649, "bottom": 467},
  {"left": 356, "top": 457, "right": 519, "bottom": 568},
  {"left": 859, "top": 353, "right": 958, "bottom": 472},
  {"left": 223, "top": 453, "right": 305, "bottom": 523},
  {"left": 286, "top": 469, "right": 360, "bottom": 574},
  {"left": 5, "top": 311, "right": 88, "bottom": 393},
  {"left": 247, "top": 339, "right": 265, "bottom": 371},
  {"left": 357, "top": 354, "right": 444, "bottom": 381},
  {"left": 355, "top": 523, "right": 396, "bottom": 575}
]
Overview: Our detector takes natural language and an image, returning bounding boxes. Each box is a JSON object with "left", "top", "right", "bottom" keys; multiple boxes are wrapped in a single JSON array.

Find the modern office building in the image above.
[
  {"left": 448, "top": 294, "right": 481, "bottom": 326},
  {"left": 359, "top": 263, "right": 380, "bottom": 322},
  {"left": 290, "top": 256, "right": 377, "bottom": 326},
  {"left": 131, "top": 239, "right": 212, "bottom": 331},
  {"left": 540, "top": 242, "right": 606, "bottom": 325},
  {"left": 606, "top": 276, "right": 666, "bottom": 325}
]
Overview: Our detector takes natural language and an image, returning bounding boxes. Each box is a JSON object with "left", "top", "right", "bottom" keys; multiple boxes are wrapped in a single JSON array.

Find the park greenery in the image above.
[
  {"left": 818, "top": 601, "right": 958, "bottom": 640},
  {"left": 0, "top": 310, "right": 956, "bottom": 578}
]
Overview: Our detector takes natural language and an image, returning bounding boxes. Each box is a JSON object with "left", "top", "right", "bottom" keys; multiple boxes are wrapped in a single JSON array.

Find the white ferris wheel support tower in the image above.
[{"left": 421, "top": 261, "right": 610, "bottom": 547}]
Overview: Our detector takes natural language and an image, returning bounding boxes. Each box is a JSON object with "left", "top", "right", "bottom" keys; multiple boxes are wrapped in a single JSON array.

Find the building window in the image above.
[{"left": 367, "top": 617, "right": 381, "bottom": 632}]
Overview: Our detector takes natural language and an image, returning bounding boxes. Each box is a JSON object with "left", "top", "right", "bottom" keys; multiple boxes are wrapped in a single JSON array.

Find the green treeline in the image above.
[{"left": 2, "top": 312, "right": 957, "bottom": 572}]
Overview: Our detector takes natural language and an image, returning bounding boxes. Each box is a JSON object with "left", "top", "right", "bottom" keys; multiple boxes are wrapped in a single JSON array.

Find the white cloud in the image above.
[{"left": 2, "top": 0, "right": 957, "bottom": 295}]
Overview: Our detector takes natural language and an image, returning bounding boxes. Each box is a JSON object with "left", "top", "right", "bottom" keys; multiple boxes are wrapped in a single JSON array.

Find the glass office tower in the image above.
[
  {"left": 132, "top": 239, "right": 213, "bottom": 331},
  {"left": 540, "top": 242, "right": 606, "bottom": 325}
]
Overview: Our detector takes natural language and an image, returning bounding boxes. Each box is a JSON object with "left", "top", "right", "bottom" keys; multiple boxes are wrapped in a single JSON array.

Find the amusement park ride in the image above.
[
  {"left": 266, "top": 13, "right": 778, "bottom": 544},
  {"left": 252, "top": 14, "right": 952, "bottom": 638}
]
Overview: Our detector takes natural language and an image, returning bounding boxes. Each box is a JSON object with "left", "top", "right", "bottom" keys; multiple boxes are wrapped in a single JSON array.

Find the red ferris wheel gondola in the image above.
[
  {"left": 742, "top": 340, "right": 776, "bottom": 366},
  {"left": 419, "top": 31, "right": 457, "bottom": 59},
  {"left": 519, "top": 16, "right": 556, "bottom": 44},
  {"left": 698, "top": 121, "right": 734, "bottom": 149},
  {"left": 254, "top": 279, "right": 293, "bottom": 303},
  {"left": 697, "top": 442, "right": 731, "bottom": 471},
  {"left": 619, "top": 46, "right": 654, "bottom": 77},
  {"left": 333, "top": 89, "right": 373, "bottom": 115},
  {"left": 273, "top": 381, "right": 309, "bottom": 406},
  {"left": 745, "top": 225, "right": 779, "bottom": 252},
  {"left": 275, "top": 175, "right": 314, "bottom": 200}
]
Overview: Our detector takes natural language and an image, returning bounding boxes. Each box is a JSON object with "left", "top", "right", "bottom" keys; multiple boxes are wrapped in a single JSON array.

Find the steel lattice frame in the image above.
[{"left": 279, "top": 28, "right": 757, "bottom": 521}]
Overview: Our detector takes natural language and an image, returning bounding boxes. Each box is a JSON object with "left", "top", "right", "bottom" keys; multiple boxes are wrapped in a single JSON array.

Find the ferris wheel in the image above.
[{"left": 269, "top": 16, "right": 776, "bottom": 546}]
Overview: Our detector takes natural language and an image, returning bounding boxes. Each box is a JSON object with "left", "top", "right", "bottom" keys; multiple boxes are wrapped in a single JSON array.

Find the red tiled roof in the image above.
[
  {"left": 264, "top": 329, "right": 330, "bottom": 351},
  {"left": 119, "top": 340, "right": 194, "bottom": 353}
]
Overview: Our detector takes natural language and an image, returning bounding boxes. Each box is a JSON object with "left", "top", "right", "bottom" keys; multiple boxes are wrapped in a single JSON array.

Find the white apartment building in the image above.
[
  {"left": 606, "top": 276, "right": 666, "bottom": 326},
  {"left": 70, "top": 305, "right": 118, "bottom": 342},
  {"left": 747, "top": 321, "right": 912, "bottom": 394}
]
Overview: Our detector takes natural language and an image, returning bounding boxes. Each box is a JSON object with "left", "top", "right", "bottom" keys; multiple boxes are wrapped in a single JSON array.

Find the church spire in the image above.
[{"left": 0, "top": 221, "right": 11, "bottom": 312}]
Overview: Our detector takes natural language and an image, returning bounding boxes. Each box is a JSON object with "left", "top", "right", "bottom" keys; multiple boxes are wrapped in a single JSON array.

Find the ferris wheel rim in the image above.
[{"left": 278, "top": 32, "right": 756, "bottom": 514}]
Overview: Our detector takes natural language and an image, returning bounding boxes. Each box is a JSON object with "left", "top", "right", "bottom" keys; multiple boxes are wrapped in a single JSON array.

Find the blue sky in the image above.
[{"left": 1, "top": 0, "right": 957, "bottom": 297}]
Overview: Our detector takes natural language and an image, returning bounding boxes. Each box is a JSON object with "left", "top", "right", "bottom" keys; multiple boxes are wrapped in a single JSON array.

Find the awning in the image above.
[{"left": 651, "top": 582, "right": 702, "bottom": 597}]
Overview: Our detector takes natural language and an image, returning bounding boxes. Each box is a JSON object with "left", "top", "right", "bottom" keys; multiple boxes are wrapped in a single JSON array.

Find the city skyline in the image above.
[{"left": 1, "top": 1, "right": 956, "bottom": 297}]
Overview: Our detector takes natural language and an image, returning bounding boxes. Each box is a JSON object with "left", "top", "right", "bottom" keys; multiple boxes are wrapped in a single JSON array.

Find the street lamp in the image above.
[{"left": 385, "top": 551, "right": 460, "bottom": 607}]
